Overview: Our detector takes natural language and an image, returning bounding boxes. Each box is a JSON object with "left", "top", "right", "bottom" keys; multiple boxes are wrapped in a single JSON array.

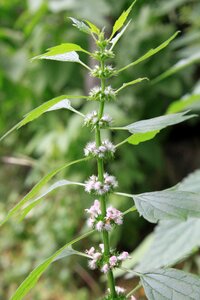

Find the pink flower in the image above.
[
  {"left": 109, "top": 255, "right": 118, "bottom": 267},
  {"left": 116, "top": 286, "right": 126, "bottom": 295},
  {"left": 85, "top": 247, "right": 95, "bottom": 256},
  {"left": 101, "top": 263, "right": 109, "bottom": 273},
  {"left": 106, "top": 206, "right": 123, "bottom": 225},
  {"left": 96, "top": 221, "right": 104, "bottom": 231},
  {"left": 85, "top": 199, "right": 101, "bottom": 217},
  {"left": 130, "top": 296, "right": 137, "bottom": 300},
  {"left": 118, "top": 251, "right": 130, "bottom": 261},
  {"left": 88, "top": 259, "right": 97, "bottom": 270}
]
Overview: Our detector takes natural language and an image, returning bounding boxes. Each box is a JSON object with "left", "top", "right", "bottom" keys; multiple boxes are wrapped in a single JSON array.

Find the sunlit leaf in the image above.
[
  {"left": 33, "top": 50, "right": 81, "bottom": 62},
  {"left": 69, "top": 17, "right": 91, "bottom": 34},
  {"left": 0, "top": 158, "right": 88, "bottom": 226},
  {"left": 10, "top": 230, "right": 94, "bottom": 300},
  {"left": 128, "top": 130, "right": 159, "bottom": 145},
  {"left": 110, "top": 20, "right": 131, "bottom": 50},
  {"left": 110, "top": 0, "right": 136, "bottom": 39},
  {"left": 140, "top": 268, "right": 200, "bottom": 300},
  {"left": 119, "top": 31, "right": 180, "bottom": 72},
  {"left": 0, "top": 95, "right": 85, "bottom": 142},
  {"left": 84, "top": 20, "right": 100, "bottom": 35},
  {"left": 167, "top": 94, "right": 200, "bottom": 114},
  {"left": 133, "top": 190, "right": 200, "bottom": 223}
]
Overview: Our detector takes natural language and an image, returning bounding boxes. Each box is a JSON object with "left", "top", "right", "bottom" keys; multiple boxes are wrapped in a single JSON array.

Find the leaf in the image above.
[
  {"left": 32, "top": 43, "right": 90, "bottom": 60},
  {"left": 133, "top": 190, "right": 200, "bottom": 223},
  {"left": 166, "top": 94, "right": 200, "bottom": 114},
  {"left": 140, "top": 268, "right": 200, "bottom": 300},
  {"left": 152, "top": 52, "right": 200, "bottom": 83},
  {"left": 69, "top": 17, "right": 91, "bottom": 34},
  {"left": 18, "top": 180, "right": 83, "bottom": 220},
  {"left": 110, "top": 20, "right": 131, "bottom": 50},
  {"left": 119, "top": 31, "right": 180, "bottom": 72},
  {"left": 177, "top": 169, "right": 200, "bottom": 193},
  {"left": 0, "top": 157, "right": 87, "bottom": 226},
  {"left": 84, "top": 20, "right": 100, "bottom": 35},
  {"left": 53, "top": 246, "right": 78, "bottom": 262},
  {"left": 116, "top": 77, "right": 148, "bottom": 93},
  {"left": 128, "top": 130, "right": 159, "bottom": 145},
  {"left": 33, "top": 50, "right": 81, "bottom": 62},
  {"left": 125, "top": 111, "right": 196, "bottom": 134},
  {"left": 10, "top": 230, "right": 94, "bottom": 300},
  {"left": 110, "top": 0, "right": 136, "bottom": 39},
  {"left": 0, "top": 95, "right": 84, "bottom": 142},
  {"left": 137, "top": 218, "right": 200, "bottom": 272}
]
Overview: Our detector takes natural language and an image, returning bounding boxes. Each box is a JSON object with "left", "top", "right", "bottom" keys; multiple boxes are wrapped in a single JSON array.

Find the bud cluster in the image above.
[
  {"left": 85, "top": 199, "right": 123, "bottom": 231},
  {"left": 86, "top": 245, "right": 130, "bottom": 274},
  {"left": 84, "top": 111, "right": 112, "bottom": 129},
  {"left": 84, "top": 140, "right": 115, "bottom": 160},
  {"left": 90, "top": 65, "right": 117, "bottom": 79},
  {"left": 93, "top": 49, "right": 115, "bottom": 61},
  {"left": 85, "top": 173, "right": 118, "bottom": 195},
  {"left": 88, "top": 86, "right": 116, "bottom": 102}
]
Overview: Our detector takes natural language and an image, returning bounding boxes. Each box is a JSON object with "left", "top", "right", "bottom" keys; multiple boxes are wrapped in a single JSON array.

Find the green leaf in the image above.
[
  {"left": 119, "top": 31, "right": 180, "bottom": 72},
  {"left": 84, "top": 20, "right": 100, "bottom": 35},
  {"left": 133, "top": 190, "right": 200, "bottom": 223},
  {"left": 152, "top": 52, "right": 200, "bottom": 84},
  {"left": 177, "top": 169, "right": 200, "bottom": 193},
  {"left": 18, "top": 180, "right": 84, "bottom": 221},
  {"left": 128, "top": 130, "right": 159, "bottom": 145},
  {"left": 0, "top": 157, "right": 87, "bottom": 226},
  {"left": 167, "top": 94, "right": 200, "bottom": 114},
  {"left": 0, "top": 95, "right": 85, "bottom": 142},
  {"left": 10, "top": 230, "right": 94, "bottom": 300},
  {"left": 110, "top": 20, "right": 131, "bottom": 50},
  {"left": 110, "top": 0, "right": 136, "bottom": 39},
  {"left": 32, "top": 43, "right": 90, "bottom": 60},
  {"left": 32, "top": 50, "right": 81, "bottom": 62},
  {"left": 140, "top": 268, "right": 200, "bottom": 300},
  {"left": 137, "top": 218, "right": 200, "bottom": 272},
  {"left": 116, "top": 77, "right": 148, "bottom": 93},
  {"left": 125, "top": 111, "right": 196, "bottom": 134},
  {"left": 69, "top": 17, "right": 91, "bottom": 34}
]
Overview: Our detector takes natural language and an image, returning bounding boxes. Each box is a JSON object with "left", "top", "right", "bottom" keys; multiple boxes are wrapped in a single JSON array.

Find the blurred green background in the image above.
[{"left": 0, "top": 0, "right": 200, "bottom": 299}]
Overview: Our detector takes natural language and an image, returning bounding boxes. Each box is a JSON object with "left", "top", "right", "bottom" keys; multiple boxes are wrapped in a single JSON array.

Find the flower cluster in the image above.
[
  {"left": 93, "top": 49, "right": 115, "bottom": 61},
  {"left": 88, "top": 86, "right": 116, "bottom": 102},
  {"left": 85, "top": 173, "right": 118, "bottom": 195},
  {"left": 108, "top": 286, "right": 126, "bottom": 297},
  {"left": 85, "top": 200, "right": 123, "bottom": 231},
  {"left": 90, "top": 65, "right": 117, "bottom": 79},
  {"left": 84, "top": 140, "right": 115, "bottom": 160},
  {"left": 86, "top": 245, "right": 130, "bottom": 274},
  {"left": 84, "top": 111, "right": 112, "bottom": 129}
]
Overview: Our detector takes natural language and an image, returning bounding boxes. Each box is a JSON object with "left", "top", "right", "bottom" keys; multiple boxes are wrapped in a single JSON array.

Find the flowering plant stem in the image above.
[{"left": 95, "top": 61, "right": 117, "bottom": 297}]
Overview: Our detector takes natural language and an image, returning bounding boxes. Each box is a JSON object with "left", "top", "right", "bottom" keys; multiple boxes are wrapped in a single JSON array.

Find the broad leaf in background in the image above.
[
  {"left": 177, "top": 169, "right": 200, "bottom": 193},
  {"left": 133, "top": 190, "right": 200, "bottom": 223},
  {"left": 140, "top": 268, "right": 200, "bottom": 300},
  {"left": 153, "top": 52, "right": 200, "bottom": 83},
  {"left": 10, "top": 230, "right": 94, "bottom": 300},
  {"left": 0, "top": 158, "right": 87, "bottom": 226},
  {"left": 137, "top": 218, "right": 200, "bottom": 272},
  {"left": 0, "top": 96, "right": 85, "bottom": 142},
  {"left": 110, "top": 0, "right": 136, "bottom": 39},
  {"left": 119, "top": 31, "right": 180, "bottom": 72},
  {"left": 167, "top": 94, "right": 200, "bottom": 114}
]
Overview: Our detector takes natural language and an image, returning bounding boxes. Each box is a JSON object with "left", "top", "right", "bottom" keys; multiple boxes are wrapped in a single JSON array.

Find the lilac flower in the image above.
[
  {"left": 106, "top": 206, "right": 123, "bottom": 225},
  {"left": 109, "top": 255, "right": 118, "bottom": 267},
  {"left": 85, "top": 199, "right": 101, "bottom": 217},
  {"left": 108, "top": 286, "right": 126, "bottom": 296},
  {"left": 101, "top": 263, "right": 109, "bottom": 273},
  {"left": 96, "top": 220, "right": 104, "bottom": 231},
  {"left": 118, "top": 251, "right": 130, "bottom": 261},
  {"left": 85, "top": 173, "right": 118, "bottom": 195},
  {"left": 84, "top": 140, "right": 115, "bottom": 159}
]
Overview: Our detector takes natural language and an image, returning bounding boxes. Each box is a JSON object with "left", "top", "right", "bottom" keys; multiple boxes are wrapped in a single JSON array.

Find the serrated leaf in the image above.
[
  {"left": 117, "top": 77, "right": 148, "bottom": 93},
  {"left": 0, "top": 95, "right": 84, "bottom": 142},
  {"left": 137, "top": 218, "right": 200, "bottom": 272},
  {"left": 10, "top": 230, "right": 94, "bottom": 300},
  {"left": 69, "top": 17, "right": 91, "bottom": 34},
  {"left": 110, "top": 0, "right": 136, "bottom": 39},
  {"left": 153, "top": 52, "right": 200, "bottom": 83},
  {"left": 119, "top": 31, "right": 180, "bottom": 72},
  {"left": 177, "top": 169, "right": 200, "bottom": 193},
  {"left": 0, "top": 157, "right": 87, "bottom": 226},
  {"left": 140, "top": 268, "right": 200, "bottom": 300},
  {"left": 18, "top": 180, "right": 83, "bottom": 220},
  {"left": 133, "top": 190, "right": 200, "bottom": 223},
  {"left": 84, "top": 20, "right": 100, "bottom": 35},
  {"left": 166, "top": 94, "right": 200, "bottom": 113},
  {"left": 110, "top": 20, "right": 131, "bottom": 49},
  {"left": 128, "top": 130, "right": 159, "bottom": 145},
  {"left": 33, "top": 50, "right": 81, "bottom": 62},
  {"left": 125, "top": 111, "right": 195, "bottom": 133},
  {"left": 32, "top": 43, "right": 90, "bottom": 60}
]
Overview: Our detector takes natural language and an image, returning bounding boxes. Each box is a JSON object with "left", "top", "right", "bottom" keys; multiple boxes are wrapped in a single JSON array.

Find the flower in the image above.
[
  {"left": 84, "top": 140, "right": 115, "bottom": 159},
  {"left": 118, "top": 251, "right": 130, "bottom": 261},
  {"left": 90, "top": 65, "right": 116, "bottom": 79},
  {"left": 109, "top": 255, "right": 118, "bottom": 267},
  {"left": 101, "top": 263, "right": 109, "bottom": 273},
  {"left": 130, "top": 296, "right": 137, "bottom": 300},
  {"left": 84, "top": 110, "right": 112, "bottom": 129},
  {"left": 85, "top": 173, "right": 118, "bottom": 195},
  {"left": 106, "top": 206, "right": 123, "bottom": 225},
  {"left": 108, "top": 286, "right": 126, "bottom": 296}
]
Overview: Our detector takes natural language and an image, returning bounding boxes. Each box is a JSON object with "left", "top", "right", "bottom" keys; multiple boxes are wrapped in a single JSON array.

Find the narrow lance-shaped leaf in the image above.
[
  {"left": 0, "top": 157, "right": 88, "bottom": 226},
  {"left": 110, "top": 0, "right": 137, "bottom": 39},
  {"left": 116, "top": 77, "right": 148, "bottom": 93},
  {"left": 32, "top": 43, "right": 91, "bottom": 60},
  {"left": 10, "top": 230, "right": 94, "bottom": 300},
  {"left": 0, "top": 95, "right": 85, "bottom": 142},
  {"left": 110, "top": 20, "right": 131, "bottom": 50},
  {"left": 18, "top": 180, "right": 84, "bottom": 221},
  {"left": 140, "top": 268, "right": 200, "bottom": 300},
  {"left": 119, "top": 31, "right": 180, "bottom": 72},
  {"left": 133, "top": 189, "right": 200, "bottom": 223},
  {"left": 84, "top": 20, "right": 100, "bottom": 35}
]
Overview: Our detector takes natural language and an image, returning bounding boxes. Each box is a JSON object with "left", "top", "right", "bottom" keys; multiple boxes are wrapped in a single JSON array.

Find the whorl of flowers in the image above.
[
  {"left": 85, "top": 173, "right": 118, "bottom": 195},
  {"left": 85, "top": 200, "right": 123, "bottom": 231},
  {"left": 90, "top": 65, "right": 116, "bottom": 79},
  {"left": 88, "top": 85, "right": 116, "bottom": 102},
  {"left": 84, "top": 111, "right": 112, "bottom": 129},
  {"left": 84, "top": 140, "right": 115, "bottom": 160},
  {"left": 86, "top": 245, "right": 130, "bottom": 273}
]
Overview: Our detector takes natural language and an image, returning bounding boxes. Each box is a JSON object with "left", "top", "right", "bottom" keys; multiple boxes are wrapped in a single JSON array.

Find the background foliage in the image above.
[{"left": 0, "top": 0, "right": 200, "bottom": 299}]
